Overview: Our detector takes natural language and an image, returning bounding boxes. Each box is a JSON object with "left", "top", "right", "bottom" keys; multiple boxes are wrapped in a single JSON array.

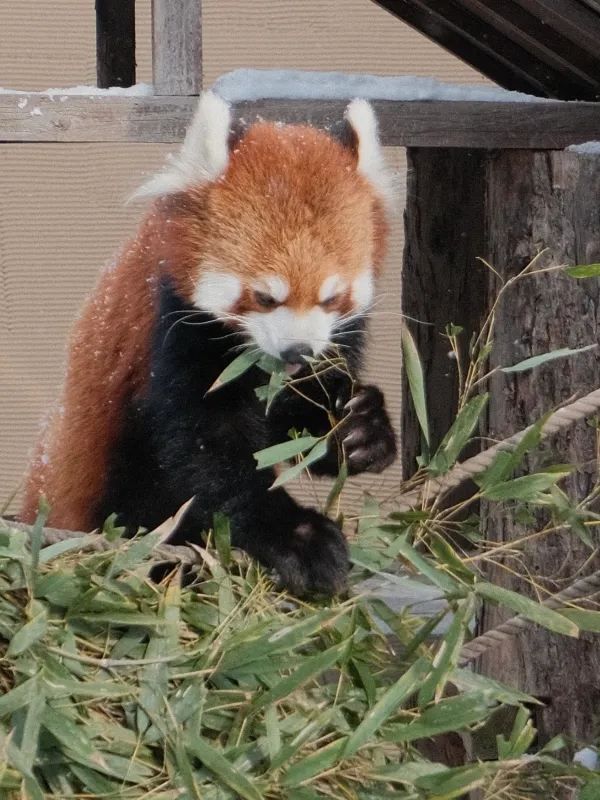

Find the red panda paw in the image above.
[
  {"left": 270, "top": 510, "right": 349, "bottom": 598},
  {"left": 341, "top": 385, "right": 397, "bottom": 475}
]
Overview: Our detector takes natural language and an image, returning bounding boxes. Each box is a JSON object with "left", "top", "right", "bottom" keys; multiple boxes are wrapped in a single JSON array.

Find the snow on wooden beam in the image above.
[{"left": 1, "top": 94, "right": 600, "bottom": 148}]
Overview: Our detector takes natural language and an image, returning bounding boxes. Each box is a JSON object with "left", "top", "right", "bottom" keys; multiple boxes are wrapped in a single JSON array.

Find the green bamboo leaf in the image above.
[
  {"left": 415, "top": 762, "right": 498, "bottom": 795},
  {"left": 501, "top": 344, "right": 597, "bottom": 374},
  {"left": 451, "top": 668, "right": 540, "bottom": 706},
  {"left": 0, "top": 675, "right": 40, "bottom": 717},
  {"left": 581, "top": 778, "right": 600, "bottom": 800},
  {"left": 566, "top": 263, "right": 600, "bottom": 278},
  {"left": 476, "top": 413, "right": 550, "bottom": 490},
  {"left": 253, "top": 641, "right": 348, "bottom": 711},
  {"left": 254, "top": 436, "right": 320, "bottom": 469},
  {"left": 19, "top": 688, "right": 46, "bottom": 771},
  {"left": 186, "top": 736, "right": 262, "bottom": 800},
  {"left": 213, "top": 512, "right": 232, "bottom": 567},
  {"left": 371, "top": 761, "right": 449, "bottom": 784},
  {"left": 389, "top": 533, "right": 459, "bottom": 594},
  {"left": 41, "top": 707, "right": 97, "bottom": 760},
  {"left": 209, "top": 348, "right": 262, "bottom": 393},
  {"left": 482, "top": 469, "right": 571, "bottom": 502},
  {"left": 428, "top": 394, "right": 488, "bottom": 475},
  {"left": 271, "top": 438, "right": 329, "bottom": 488},
  {"left": 343, "top": 658, "right": 430, "bottom": 757},
  {"left": 559, "top": 608, "right": 600, "bottom": 633},
  {"left": 384, "top": 693, "right": 494, "bottom": 743},
  {"left": 401, "top": 326, "right": 430, "bottom": 447},
  {"left": 282, "top": 738, "right": 347, "bottom": 787},
  {"left": 7, "top": 603, "right": 47, "bottom": 656},
  {"left": 417, "top": 596, "right": 475, "bottom": 706},
  {"left": 475, "top": 582, "right": 579, "bottom": 637}
]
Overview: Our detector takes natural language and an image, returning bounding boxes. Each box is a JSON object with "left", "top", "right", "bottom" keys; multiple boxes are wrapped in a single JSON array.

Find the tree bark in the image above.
[
  {"left": 479, "top": 149, "right": 600, "bottom": 749},
  {"left": 402, "top": 147, "right": 600, "bottom": 750}
]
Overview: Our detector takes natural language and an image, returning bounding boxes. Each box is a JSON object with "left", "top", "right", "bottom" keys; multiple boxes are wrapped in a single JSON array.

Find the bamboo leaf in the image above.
[
  {"left": 186, "top": 736, "right": 263, "bottom": 800},
  {"left": 253, "top": 641, "right": 348, "bottom": 711},
  {"left": 271, "top": 438, "right": 329, "bottom": 488},
  {"left": 566, "top": 263, "right": 600, "bottom": 278},
  {"left": 254, "top": 436, "right": 320, "bottom": 470},
  {"left": 401, "top": 326, "right": 430, "bottom": 447},
  {"left": 482, "top": 469, "right": 571, "bottom": 502},
  {"left": 428, "top": 394, "right": 488, "bottom": 475},
  {"left": 343, "top": 658, "right": 430, "bottom": 757},
  {"left": 208, "top": 349, "right": 262, "bottom": 393},
  {"left": 475, "top": 582, "right": 579, "bottom": 637},
  {"left": 501, "top": 344, "right": 597, "bottom": 374}
]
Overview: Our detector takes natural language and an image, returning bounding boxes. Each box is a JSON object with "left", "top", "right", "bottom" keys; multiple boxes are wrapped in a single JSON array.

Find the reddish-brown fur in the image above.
[{"left": 21, "top": 121, "right": 388, "bottom": 530}]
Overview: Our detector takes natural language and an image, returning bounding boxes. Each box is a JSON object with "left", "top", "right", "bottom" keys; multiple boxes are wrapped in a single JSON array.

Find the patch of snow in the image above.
[
  {"left": 213, "top": 68, "right": 549, "bottom": 104},
  {"left": 30, "top": 107, "right": 42, "bottom": 116},
  {"left": 17, "top": 97, "right": 27, "bottom": 109},
  {"left": 0, "top": 83, "right": 153, "bottom": 98},
  {"left": 567, "top": 140, "right": 600, "bottom": 155},
  {"left": 573, "top": 747, "right": 599, "bottom": 770}
]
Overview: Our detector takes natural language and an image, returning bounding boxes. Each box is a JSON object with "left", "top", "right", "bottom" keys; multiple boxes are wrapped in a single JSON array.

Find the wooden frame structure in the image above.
[{"left": 1, "top": 0, "right": 599, "bottom": 748}]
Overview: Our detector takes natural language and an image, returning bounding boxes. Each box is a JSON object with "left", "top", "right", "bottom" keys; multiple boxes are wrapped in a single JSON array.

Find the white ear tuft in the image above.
[
  {"left": 131, "top": 91, "right": 232, "bottom": 200},
  {"left": 344, "top": 98, "right": 396, "bottom": 212}
]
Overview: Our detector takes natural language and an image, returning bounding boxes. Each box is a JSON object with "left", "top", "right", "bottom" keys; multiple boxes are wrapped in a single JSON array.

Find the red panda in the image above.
[{"left": 20, "top": 92, "right": 396, "bottom": 596}]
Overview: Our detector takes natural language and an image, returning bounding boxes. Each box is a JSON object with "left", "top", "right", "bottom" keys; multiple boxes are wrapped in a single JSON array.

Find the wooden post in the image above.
[
  {"left": 478, "top": 149, "right": 600, "bottom": 748},
  {"left": 152, "top": 0, "right": 202, "bottom": 95},
  {"left": 401, "top": 148, "right": 488, "bottom": 473},
  {"left": 96, "top": 0, "right": 136, "bottom": 89},
  {"left": 403, "top": 147, "right": 600, "bottom": 747}
]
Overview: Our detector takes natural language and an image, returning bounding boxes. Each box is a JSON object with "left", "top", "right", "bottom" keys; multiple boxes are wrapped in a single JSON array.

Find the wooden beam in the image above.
[
  {"left": 152, "top": 0, "right": 202, "bottom": 95},
  {"left": 96, "top": 0, "right": 136, "bottom": 89},
  {"left": 2, "top": 95, "right": 600, "bottom": 148}
]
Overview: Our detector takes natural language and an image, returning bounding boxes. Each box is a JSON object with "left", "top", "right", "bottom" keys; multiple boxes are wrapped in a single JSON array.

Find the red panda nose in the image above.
[{"left": 281, "top": 344, "right": 314, "bottom": 365}]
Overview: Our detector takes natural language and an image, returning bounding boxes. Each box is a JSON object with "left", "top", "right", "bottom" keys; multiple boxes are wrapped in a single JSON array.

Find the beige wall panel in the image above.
[
  {"left": 202, "top": 0, "right": 489, "bottom": 86},
  {"left": 0, "top": 2, "right": 96, "bottom": 90},
  {"left": 0, "top": 0, "right": 153, "bottom": 90},
  {"left": 0, "top": 143, "right": 171, "bottom": 507}
]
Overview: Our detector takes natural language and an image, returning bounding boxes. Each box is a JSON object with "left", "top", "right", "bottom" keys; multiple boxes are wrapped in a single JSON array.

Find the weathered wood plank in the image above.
[
  {"left": 2, "top": 95, "right": 600, "bottom": 148},
  {"left": 479, "top": 149, "right": 600, "bottom": 749},
  {"left": 152, "top": 0, "right": 202, "bottom": 95},
  {"left": 96, "top": 0, "right": 136, "bottom": 89}
]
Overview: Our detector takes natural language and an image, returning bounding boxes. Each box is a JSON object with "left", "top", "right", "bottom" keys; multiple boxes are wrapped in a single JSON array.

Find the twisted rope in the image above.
[
  {"left": 396, "top": 387, "right": 600, "bottom": 512},
  {"left": 459, "top": 571, "right": 600, "bottom": 665},
  {"left": 2, "top": 388, "right": 599, "bottom": 662}
]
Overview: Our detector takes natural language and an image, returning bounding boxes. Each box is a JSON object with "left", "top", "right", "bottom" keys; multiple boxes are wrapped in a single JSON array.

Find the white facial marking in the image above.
[
  {"left": 251, "top": 275, "right": 289, "bottom": 303},
  {"left": 193, "top": 271, "right": 241, "bottom": 315},
  {"left": 319, "top": 274, "right": 348, "bottom": 303},
  {"left": 352, "top": 269, "right": 374, "bottom": 309},
  {"left": 344, "top": 98, "right": 396, "bottom": 212},
  {"left": 244, "top": 306, "right": 338, "bottom": 359},
  {"left": 132, "top": 91, "right": 232, "bottom": 199}
]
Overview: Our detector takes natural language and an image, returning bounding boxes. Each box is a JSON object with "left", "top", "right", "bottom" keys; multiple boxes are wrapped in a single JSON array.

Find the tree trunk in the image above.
[
  {"left": 479, "top": 149, "right": 600, "bottom": 749},
  {"left": 402, "top": 146, "right": 600, "bottom": 751}
]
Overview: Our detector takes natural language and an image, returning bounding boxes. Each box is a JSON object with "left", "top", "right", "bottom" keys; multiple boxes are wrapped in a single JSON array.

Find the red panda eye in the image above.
[
  {"left": 320, "top": 295, "right": 339, "bottom": 308},
  {"left": 254, "top": 291, "right": 279, "bottom": 309}
]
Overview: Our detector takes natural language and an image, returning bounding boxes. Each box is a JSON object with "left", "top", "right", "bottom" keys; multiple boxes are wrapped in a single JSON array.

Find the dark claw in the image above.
[{"left": 340, "top": 385, "right": 397, "bottom": 475}]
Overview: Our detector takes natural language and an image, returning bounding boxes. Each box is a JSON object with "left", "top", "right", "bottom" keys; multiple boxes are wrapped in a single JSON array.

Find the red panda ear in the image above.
[
  {"left": 131, "top": 92, "right": 232, "bottom": 200},
  {"left": 344, "top": 99, "right": 396, "bottom": 213}
]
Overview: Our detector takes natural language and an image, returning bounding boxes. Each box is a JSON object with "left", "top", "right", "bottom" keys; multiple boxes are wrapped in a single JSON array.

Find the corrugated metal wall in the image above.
[{"left": 0, "top": 1, "right": 489, "bottom": 515}]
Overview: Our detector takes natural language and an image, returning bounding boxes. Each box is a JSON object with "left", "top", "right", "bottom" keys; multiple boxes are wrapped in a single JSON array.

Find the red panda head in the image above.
[{"left": 136, "top": 92, "right": 392, "bottom": 367}]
